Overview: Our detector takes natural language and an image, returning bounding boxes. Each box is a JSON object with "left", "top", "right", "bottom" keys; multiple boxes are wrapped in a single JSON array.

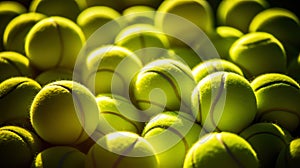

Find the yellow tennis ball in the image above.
[
  {"left": 142, "top": 111, "right": 203, "bottom": 168},
  {"left": 30, "top": 80, "right": 99, "bottom": 145},
  {"left": 276, "top": 138, "right": 300, "bottom": 168},
  {"left": 86, "top": 131, "right": 159, "bottom": 168},
  {"left": 32, "top": 146, "right": 86, "bottom": 168},
  {"left": 121, "top": 0, "right": 163, "bottom": 10},
  {"left": 0, "top": 125, "right": 43, "bottom": 168},
  {"left": 122, "top": 5, "right": 156, "bottom": 25},
  {"left": 85, "top": 0, "right": 123, "bottom": 12},
  {"left": 35, "top": 68, "right": 73, "bottom": 86},
  {"left": 3, "top": 12, "right": 46, "bottom": 54},
  {"left": 0, "top": 77, "right": 41, "bottom": 129},
  {"left": 169, "top": 47, "right": 202, "bottom": 69},
  {"left": 25, "top": 16, "right": 85, "bottom": 71}
]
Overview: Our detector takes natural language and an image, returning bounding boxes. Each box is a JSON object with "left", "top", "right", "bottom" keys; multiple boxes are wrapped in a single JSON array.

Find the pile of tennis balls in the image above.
[{"left": 1, "top": 0, "right": 300, "bottom": 167}]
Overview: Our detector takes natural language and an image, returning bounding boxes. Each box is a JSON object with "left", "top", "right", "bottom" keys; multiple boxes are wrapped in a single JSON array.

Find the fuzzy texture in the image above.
[
  {"left": 251, "top": 73, "right": 300, "bottom": 132},
  {"left": 30, "top": 80, "right": 99, "bottom": 145},
  {"left": 183, "top": 132, "right": 259, "bottom": 168}
]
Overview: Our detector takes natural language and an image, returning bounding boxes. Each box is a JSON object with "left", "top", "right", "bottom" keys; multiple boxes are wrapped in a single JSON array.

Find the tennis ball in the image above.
[
  {"left": 32, "top": 146, "right": 86, "bottom": 168},
  {"left": 276, "top": 138, "right": 300, "bottom": 168},
  {"left": 191, "top": 72, "right": 257, "bottom": 133},
  {"left": 192, "top": 58, "right": 244, "bottom": 83},
  {"left": 288, "top": 52, "right": 300, "bottom": 82},
  {"left": 35, "top": 68, "right": 73, "bottom": 86},
  {"left": 122, "top": 6, "right": 155, "bottom": 25},
  {"left": 85, "top": 45, "right": 142, "bottom": 96},
  {"left": 169, "top": 47, "right": 202, "bottom": 69},
  {"left": 0, "top": 1, "right": 26, "bottom": 51},
  {"left": 29, "top": 0, "right": 82, "bottom": 21},
  {"left": 249, "top": 8, "right": 300, "bottom": 58},
  {"left": 115, "top": 24, "right": 170, "bottom": 65},
  {"left": 130, "top": 59, "right": 196, "bottom": 119},
  {"left": 0, "top": 125, "right": 43, "bottom": 168},
  {"left": 30, "top": 80, "right": 99, "bottom": 145},
  {"left": 85, "top": 0, "right": 123, "bottom": 12},
  {"left": 86, "top": 131, "right": 159, "bottom": 168},
  {"left": 94, "top": 93, "right": 144, "bottom": 139},
  {"left": 121, "top": 0, "right": 163, "bottom": 10},
  {"left": 142, "top": 111, "right": 203, "bottom": 168},
  {"left": 183, "top": 132, "right": 259, "bottom": 168},
  {"left": 210, "top": 26, "right": 244, "bottom": 60},
  {"left": 250, "top": 73, "right": 300, "bottom": 132},
  {"left": 3, "top": 12, "right": 46, "bottom": 55},
  {"left": 77, "top": 6, "right": 122, "bottom": 38},
  {"left": 217, "top": 0, "right": 269, "bottom": 33},
  {"left": 240, "top": 122, "right": 292, "bottom": 167},
  {"left": 0, "top": 51, "right": 35, "bottom": 82},
  {"left": 0, "top": 77, "right": 41, "bottom": 129},
  {"left": 229, "top": 32, "right": 287, "bottom": 80},
  {"left": 25, "top": 16, "right": 85, "bottom": 71}
]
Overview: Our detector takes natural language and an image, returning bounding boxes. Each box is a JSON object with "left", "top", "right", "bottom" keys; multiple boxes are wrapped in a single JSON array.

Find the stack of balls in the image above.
[{"left": 0, "top": 0, "right": 300, "bottom": 167}]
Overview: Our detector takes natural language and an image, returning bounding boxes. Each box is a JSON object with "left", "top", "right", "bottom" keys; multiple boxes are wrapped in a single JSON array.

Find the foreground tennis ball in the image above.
[
  {"left": 0, "top": 126, "right": 43, "bottom": 168},
  {"left": 240, "top": 123, "right": 292, "bottom": 167},
  {"left": 86, "top": 131, "right": 159, "bottom": 168},
  {"left": 25, "top": 16, "right": 85, "bottom": 71},
  {"left": 94, "top": 93, "right": 144, "bottom": 139},
  {"left": 29, "top": 0, "right": 82, "bottom": 21},
  {"left": 191, "top": 72, "right": 257, "bottom": 133},
  {"left": 217, "top": 0, "right": 269, "bottom": 33},
  {"left": 30, "top": 80, "right": 99, "bottom": 145},
  {"left": 229, "top": 32, "right": 287, "bottom": 79},
  {"left": 122, "top": 5, "right": 155, "bottom": 25},
  {"left": 276, "top": 138, "right": 300, "bottom": 168},
  {"left": 251, "top": 73, "right": 300, "bottom": 132},
  {"left": 85, "top": 45, "right": 142, "bottom": 96},
  {"left": 130, "top": 59, "right": 196, "bottom": 119},
  {"left": 142, "top": 111, "right": 203, "bottom": 168},
  {"left": 32, "top": 146, "right": 86, "bottom": 168},
  {"left": 35, "top": 68, "right": 73, "bottom": 86},
  {"left": 192, "top": 58, "right": 243, "bottom": 83},
  {"left": 3, "top": 12, "right": 46, "bottom": 54},
  {"left": 183, "top": 132, "right": 259, "bottom": 168},
  {"left": 115, "top": 24, "right": 170, "bottom": 64},
  {"left": 77, "top": 6, "right": 122, "bottom": 38},
  {"left": 0, "top": 51, "right": 35, "bottom": 82},
  {"left": 0, "top": 77, "right": 41, "bottom": 129}
]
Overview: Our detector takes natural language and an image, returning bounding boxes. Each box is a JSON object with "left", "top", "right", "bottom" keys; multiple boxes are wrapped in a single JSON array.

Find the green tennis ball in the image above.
[
  {"left": 94, "top": 93, "right": 144, "bottom": 139},
  {"left": 183, "top": 132, "right": 259, "bottom": 168},
  {"left": 35, "top": 68, "right": 73, "bottom": 86},
  {"left": 85, "top": 45, "right": 142, "bottom": 96},
  {"left": 0, "top": 77, "right": 41, "bottom": 129},
  {"left": 192, "top": 58, "right": 244, "bottom": 83},
  {"left": 0, "top": 125, "right": 43, "bottom": 168},
  {"left": 217, "top": 0, "right": 269, "bottom": 33},
  {"left": 25, "top": 16, "right": 86, "bottom": 71},
  {"left": 229, "top": 32, "right": 287, "bottom": 79},
  {"left": 250, "top": 73, "right": 300, "bottom": 132},
  {"left": 210, "top": 26, "right": 244, "bottom": 60},
  {"left": 240, "top": 122, "right": 292, "bottom": 167},
  {"left": 30, "top": 80, "right": 99, "bottom": 145},
  {"left": 121, "top": 0, "right": 163, "bottom": 10},
  {"left": 0, "top": 1, "right": 26, "bottom": 51},
  {"left": 0, "top": 51, "right": 35, "bottom": 82},
  {"left": 191, "top": 72, "right": 257, "bottom": 133},
  {"left": 85, "top": 0, "right": 123, "bottom": 12},
  {"left": 3, "top": 12, "right": 46, "bottom": 55},
  {"left": 32, "top": 146, "right": 86, "bottom": 168},
  {"left": 142, "top": 111, "right": 203, "bottom": 168},
  {"left": 115, "top": 24, "right": 170, "bottom": 64},
  {"left": 29, "top": 0, "right": 82, "bottom": 21},
  {"left": 288, "top": 52, "right": 300, "bottom": 82},
  {"left": 122, "top": 5, "right": 155, "bottom": 26},
  {"left": 77, "top": 6, "right": 122, "bottom": 38},
  {"left": 276, "top": 138, "right": 300, "bottom": 168},
  {"left": 169, "top": 47, "right": 202, "bottom": 69},
  {"left": 130, "top": 59, "right": 196, "bottom": 119},
  {"left": 86, "top": 131, "right": 159, "bottom": 168}
]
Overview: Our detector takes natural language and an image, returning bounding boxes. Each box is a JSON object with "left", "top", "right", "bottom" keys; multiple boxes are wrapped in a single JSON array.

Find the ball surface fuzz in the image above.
[
  {"left": 250, "top": 73, "right": 300, "bottom": 132},
  {"left": 229, "top": 32, "right": 287, "bottom": 79},
  {"left": 130, "top": 59, "right": 196, "bottom": 118},
  {"left": 183, "top": 132, "right": 259, "bottom": 168},
  {"left": 276, "top": 138, "right": 300, "bottom": 168},
  {"left": 191, "top": 71, "right": 257, "bottom": 133},
  {"left": 86, "top": 131, "right": 159, "bottom": 168},
  {"left": 25, "top": 16, "right": 85, "bottom": 71},
  {"left": 30, "top": 80, "right": 99, "bottom": 145},
  {"left": 32, "top": 146, "right": 86, "bottom": 168}
]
